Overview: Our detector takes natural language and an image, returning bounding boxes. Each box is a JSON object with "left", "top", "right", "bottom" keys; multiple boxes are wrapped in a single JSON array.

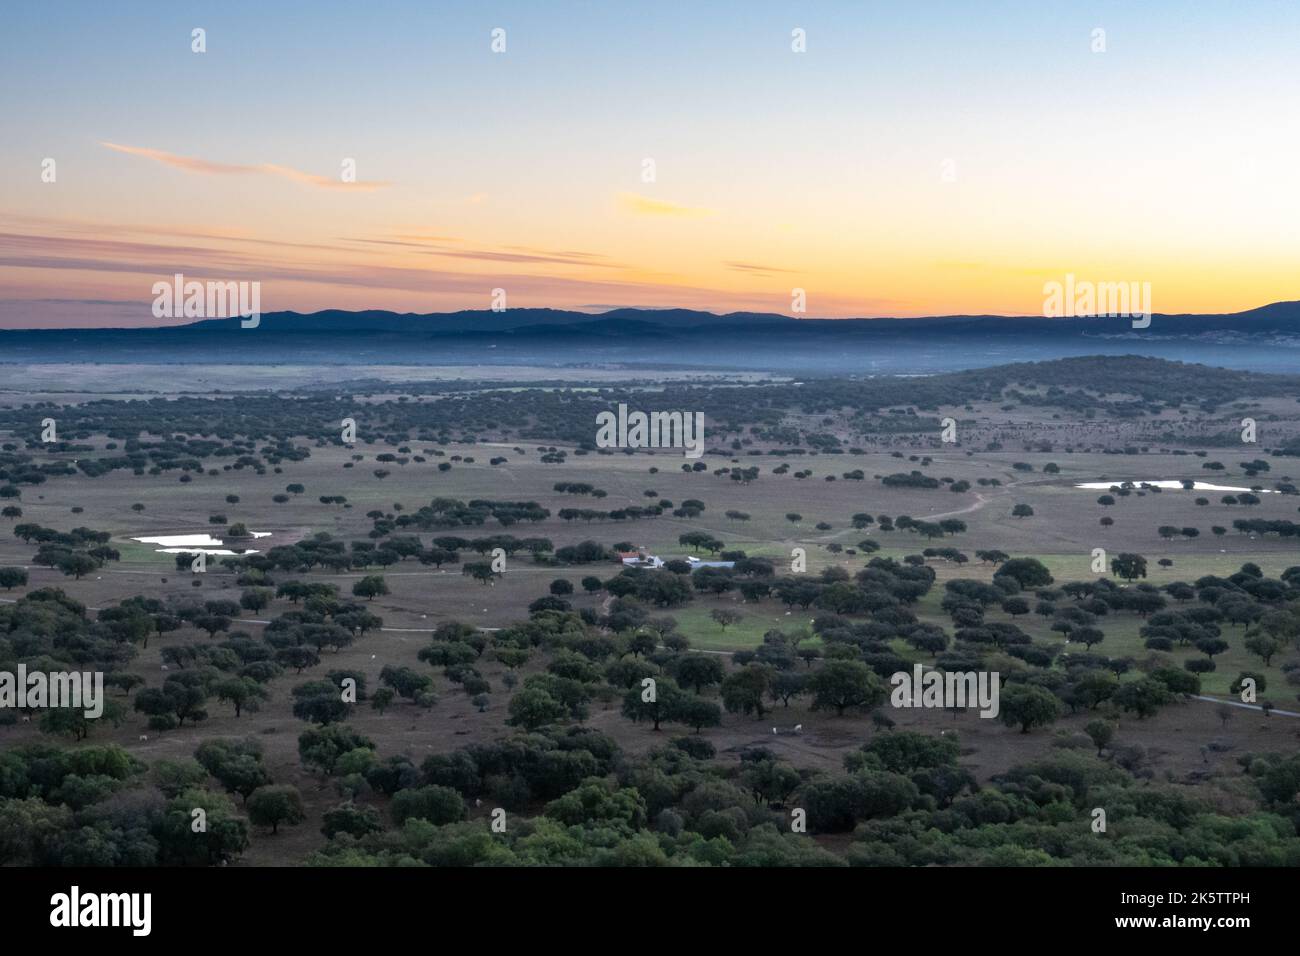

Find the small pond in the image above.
[{"left": 132, "top": 531, "right": 272, "bottom": 555}]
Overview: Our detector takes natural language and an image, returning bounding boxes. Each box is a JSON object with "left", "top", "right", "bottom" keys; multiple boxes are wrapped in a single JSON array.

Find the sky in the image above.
[{"left": 2, "top": 0, "right": 1299, "bottom": 327}]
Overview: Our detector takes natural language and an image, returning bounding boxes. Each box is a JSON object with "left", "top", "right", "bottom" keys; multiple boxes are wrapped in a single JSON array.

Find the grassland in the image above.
[{"left": 2, "top": 364, "right": 1299, "bottom": 865}]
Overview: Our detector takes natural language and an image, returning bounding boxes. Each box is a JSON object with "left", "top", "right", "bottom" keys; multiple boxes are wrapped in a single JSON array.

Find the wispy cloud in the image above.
[
  {"left": 725, "top": 261, "right": 795, "bottom": 276},
  {"left": 342, "top": 237, "right": 446, "bottom": 249},
  {"left": 100, "top": 142, "right": 390, "bottom": 191},
  {"left": 391, "top": 234, "right": 463, "bottom": 243},
  {"left": 341, "top": 236, "right": 619, "bottom": 268},
  {"left": 618, "top": 192, "right": 714, "bottom": 218},
  {"left": 0, "top": 297, "right": 141, "bottom": 306},
  {"left": 0, "top": 227, "right": 803, "bottom": 321},
  {"left": 420, "top": 247, "right": 621, "bottom": 268},
  {"left": 0, "top": 214, "right": 359, "bottom": 254},
  {"left": 506, "top": 246, "right": 609, "bottom": 261}
]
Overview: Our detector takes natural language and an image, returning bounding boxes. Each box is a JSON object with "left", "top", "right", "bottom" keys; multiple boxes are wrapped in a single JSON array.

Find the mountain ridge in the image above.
[
  {"left": 4, "top": 300, "right": 1300, "bottom": 335},
  {"left": 4, "top": 302, "right": 1299, "bottom": 374},
  {"left": 163, "top": 299, "right": 1300, "bottom": 335}
]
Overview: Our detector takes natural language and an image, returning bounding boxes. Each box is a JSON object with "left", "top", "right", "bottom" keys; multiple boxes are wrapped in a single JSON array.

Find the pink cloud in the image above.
[{"left": 100, "top": 142, "right": 390, "bottom": 191}]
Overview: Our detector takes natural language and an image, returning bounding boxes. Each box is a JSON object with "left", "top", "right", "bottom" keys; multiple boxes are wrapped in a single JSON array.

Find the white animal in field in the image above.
[
  {"left": 160, "top": 664, "right": 169, "bottom": 671},
  {"left": 139, "top": 735, "right": 148, "bottom": 742},
  {"left": 21, "top": 716, "right": 30, "bottom": 724},
  {"left": 794, "top": 724, "right": 802, "bottom": 733},
  {"left": 772, "top": 727, "right": 777, "bottom": 735}
]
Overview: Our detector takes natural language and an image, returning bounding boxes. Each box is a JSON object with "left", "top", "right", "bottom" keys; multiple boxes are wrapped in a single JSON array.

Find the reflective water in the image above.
[
  {"left": 131, "top": 531, "right": 271, "bottom": 555},
  {"left": 1074, "top": 480, "right": 1271, "bottom": 493}
]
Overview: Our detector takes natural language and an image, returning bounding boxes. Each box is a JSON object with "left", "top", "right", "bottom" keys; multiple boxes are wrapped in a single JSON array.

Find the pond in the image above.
[
  {"left": 132, "top": 531, "right": 272, "bottom": 555},
  {"left": 1074, "top": 480, "right": 1272, "bottom": 493}
]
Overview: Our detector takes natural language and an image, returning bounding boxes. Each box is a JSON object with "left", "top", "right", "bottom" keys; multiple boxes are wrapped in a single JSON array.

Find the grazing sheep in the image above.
[
  {"left": 139, "top": 735, "right": 148, "bottom": 742},
  {"left": 21, "top": 716, "right": 31, "bottom": 724},
  {"left": 794, "top": 724, "right": 802, "bottom": 733},
  {"left": 160, "top": 664, "right": 169, "bottom": 671}
]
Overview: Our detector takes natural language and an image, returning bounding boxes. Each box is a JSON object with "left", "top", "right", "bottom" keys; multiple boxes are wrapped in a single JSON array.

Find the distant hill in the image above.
[
  {"left": 160, "top": 300, "right": 1300, "bottom": 337},
  {"left": 3, "top": 302, "right": 1300, "bottom": 373}
]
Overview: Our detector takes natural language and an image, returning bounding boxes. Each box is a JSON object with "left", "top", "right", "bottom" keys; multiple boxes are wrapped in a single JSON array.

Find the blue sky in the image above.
[{"left": 3, "top": 1, "right": 1298, "bottom": 325}]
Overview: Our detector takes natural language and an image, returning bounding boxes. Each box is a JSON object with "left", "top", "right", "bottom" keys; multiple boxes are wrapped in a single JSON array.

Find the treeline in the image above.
[
  {"left": 6, "top": 357, "right": 1294, "bottom": 480},
  {"left": 13, "top": 523, "right": 118, "bottom": 579}
]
